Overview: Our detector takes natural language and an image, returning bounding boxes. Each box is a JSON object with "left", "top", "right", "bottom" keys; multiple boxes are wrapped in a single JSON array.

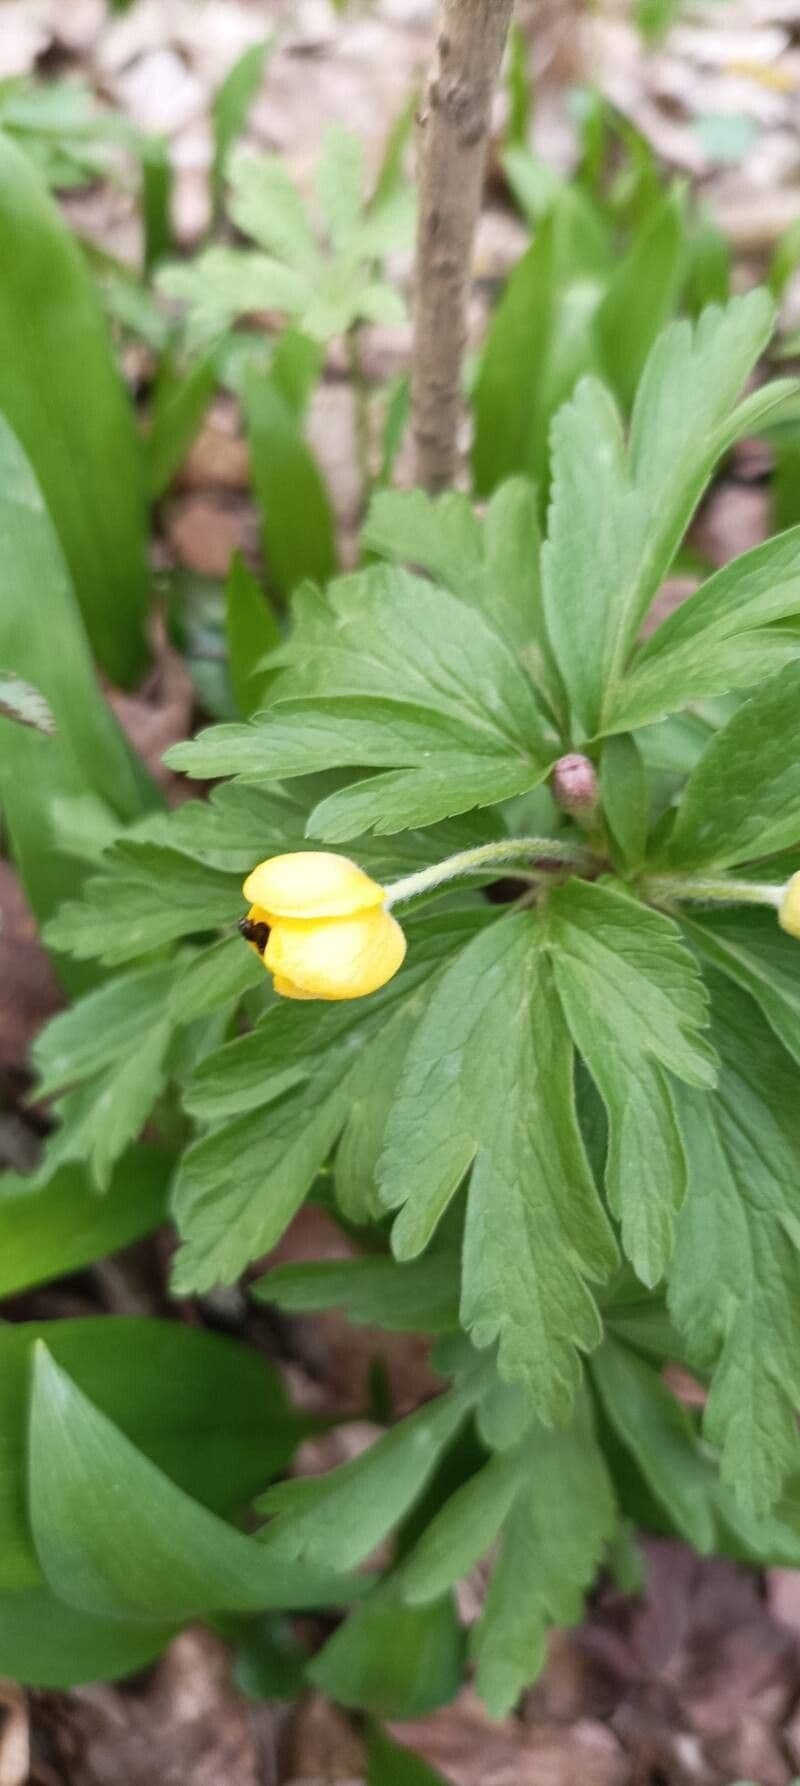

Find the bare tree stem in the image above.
[{"left": 412, "top": 0, "right": 514, "bottom": 492}]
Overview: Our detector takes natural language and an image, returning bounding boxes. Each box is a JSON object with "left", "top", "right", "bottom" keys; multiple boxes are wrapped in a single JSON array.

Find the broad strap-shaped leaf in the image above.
[
  {"left": 669, "top": 971, "right": 800, "bottom": 1512},
  {"left": 593, "top": 187, "right": 686, "bottom": 412},
  {"left": 0, "top": 1315, "right": 302, "bottom": 1592},
  {"left": 168, "top": 566, "right": 558, "bottom": 835},
  {"left": 0, "top": 1585, "right": 173, "bottom": 1690},
  {"left": 0, "top": 418, "right": 156, "bottom": 966},
  {"left": 545, "top": 880, "right": 716, "bottom": 1285},
  {"left": 378, "top": 914, "right": 618, "bottom": 1420},
  {"left": 403, "top": 1389, "right": 616, "bottom": 1716},
  {"left": 28, "top": 1347, "right": 356, "bottom": 1623},
  {"left": 0, "top": 1147, "right": 170, "bottom": 1301},
  {"left": 172, "top": 914, "right": 488, "bottom": 1293},
  {"left": 683, "top": 908, "right": 800, "bottom": 1068},
  {"left": 0, "top": 133, "right": 149, "bottom": 683},
  {"left": 542, "top": 378, "right": 648, "bottom": 740},
  {"left": 665, "top": 659, "right": 800, "bottom": 869},
  {"left": 608, "top": 527, "right": 800, "bottom": 732}
]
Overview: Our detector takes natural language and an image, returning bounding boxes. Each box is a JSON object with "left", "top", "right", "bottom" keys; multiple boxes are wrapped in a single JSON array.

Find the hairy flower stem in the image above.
[
  {"left": 384, "top": 837, "right": 596, "bottom": 907},
  {"left": 645, "top": 874, "right": 785, "bottom": 911}
]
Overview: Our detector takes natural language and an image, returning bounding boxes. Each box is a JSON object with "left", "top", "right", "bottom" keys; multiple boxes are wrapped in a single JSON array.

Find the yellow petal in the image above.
[
  {"left": 779, "top": 873, "right": 800, "bottom": 937},
  {"left": 243, "top": 852, "right": 384, "bottom": 921},
  {"left": 265, "top": 908, "right": 406, "bottom": 1001}
]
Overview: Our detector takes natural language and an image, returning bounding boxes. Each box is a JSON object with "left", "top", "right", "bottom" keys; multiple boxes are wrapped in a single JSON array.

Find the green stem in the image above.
[
  {"left": 645, "top": 873, "right": 785, "bottom": 911},
  {"left": 383, "top": 836, "right": 595, "bottom": 908}
]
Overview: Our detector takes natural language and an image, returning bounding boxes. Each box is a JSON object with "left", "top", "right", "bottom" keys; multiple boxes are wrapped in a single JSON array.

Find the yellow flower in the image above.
[
  {"left": 779, "top": 872, "right": 800, "bottom": 938},
  {"left": 240, "top": 852, "right": 406, "bottom": 1001}
]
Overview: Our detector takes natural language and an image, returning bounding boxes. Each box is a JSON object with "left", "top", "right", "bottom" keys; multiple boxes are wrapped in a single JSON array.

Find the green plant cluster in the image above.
[{"left": 4, "top": 43, "right": 800, "bottom": 1753}]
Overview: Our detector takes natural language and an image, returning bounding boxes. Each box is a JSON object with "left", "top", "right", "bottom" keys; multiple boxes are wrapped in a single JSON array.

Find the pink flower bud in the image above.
[{"left": 551, "top": 753, "right": 598, "bottom": 818}]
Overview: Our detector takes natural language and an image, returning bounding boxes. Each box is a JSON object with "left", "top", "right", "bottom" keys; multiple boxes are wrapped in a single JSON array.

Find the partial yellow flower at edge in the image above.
[
  {"left": 240, "top": 852, "right": 406, "bottom": 1001},
  {"left": 779, "top": 872, "right": 800, "bottom": 938}
]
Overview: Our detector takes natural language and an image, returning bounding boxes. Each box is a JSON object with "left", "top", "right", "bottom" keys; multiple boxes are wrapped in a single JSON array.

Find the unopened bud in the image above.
[
  {"left": 551, "top": 753, "right": 598, "bottom": 819},
  {"left": 779, "top": 872, "right": 800, "bottom": 938}
]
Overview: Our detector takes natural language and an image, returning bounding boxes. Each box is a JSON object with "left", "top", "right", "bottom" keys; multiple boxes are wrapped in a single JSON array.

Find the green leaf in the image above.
[
  {"left": 542, "top": 378, "right": 648, "bottom": 740},
  {"left": 227, "top": 152, "right": 320, "bottom": 277},
  {"left": 170, "top": 567, "right": 557, "bottom": 835},
  {"left": 665, "top": 660, "right": 800, "bottom": 869},
  {"left": 669, "top": 972, "right": 800, "bottom": 1512},
  {"left": 0, "top": 420, "right": 157, "bottom": 973},
  {"left": 158, "top": 248, "right": 310, "bottom": 351},
  {"left": 252, "top": 1251, "right": 461, "bottom": 1334},
  {"left": 472, "top": 194, "right": 608, "bottom": 497},
  {"left": 0, "top": 1316, "right": 302, "bottom": 1592},
  {"left": 609, "top": 528, "right": 800, "bottom": 732},
  {"left": 140, "top": 133, "right": 172, "bottom": 272},
  {"left": 403, "top": 1390, "right": 615, "bottom": 1717},
  {"left": 0, "top": 133, "right": 148, "bottom": 683},
  {"left": 470, "top": 1399, "right": 616, "bottom": 1715},
  {"left": 627, "top": 290, "right": 775, "bottom": 632},
  {"left": 683, "top": 908, "right": 800, "bottom": 1068},
  {"left": 379, "top": 915, "right": 617, "bottom": 1419},
  {"left": 147, "top": 353, "right": 217, "bottom": 499},
  {"left": 600, "top": 733, "right": 649, "bottom": 870},
  {"left": 0, "top": 1585, "right": 173, "bottom": 1689},
  {"left": 225, "top": 551, "right": 281, "bottom": 716},
  {"left": 28, "top": 1347, "right": 355, "bottom": 1623},
  {"left": 593, "top": 189, "right": 686, "bottom": 411},
  {"left": 546, "top": 880, "right": 716, "bottom": 1285},
  {"left": 256, "top": 1380, "right": 478, "bottom": 1571},
  {"left": 168, "top": 934, "right": 265, "bottom": 1022},
  {"left": 211, "top": 41, "right": 272, "bottom": 214},
  {"left": 367, "top": 1729, "right": 450, "bottom": 1786},
  {"left": 0, "top": 671, "right": 54, "bottom": 734},
  {"left": 172, "top": 914, "right": 484, "bottom": 1292},
  {"left": 309, "top": 1578, "right": 463, "bottom": 1719},
  {"left": 317, "top": 125, "right": 364, "bottom": 254},
  {"left": 45, "top": 841, "right": 242, "bottom": 964},
  {"left": 0, "top": 1146, "right": 169, "bottom": 1300},
  {"left": 591, "top": 1335, "right": 717, "bottom": 1552},
  {"left": 362, "top": 478, "right": 558, "bottom": 702},
  {"left": 33, "top": 962, "right": 177, "bottom": 1095},
  {"left": 244, "top": 368, "right": 337, "bottom": 596}
]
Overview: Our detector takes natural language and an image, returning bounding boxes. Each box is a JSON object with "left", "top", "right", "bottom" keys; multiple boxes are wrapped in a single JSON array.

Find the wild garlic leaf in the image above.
[
  {"left": 665, "top": 659, "right": 800, "bottom": 869},
  {"left": 45, "top": 842, "right": 242, "bottom": 964},
  {"left": 683, "top": 909, "right": 800, "bottom": 1068},
  {"left": 608, "top": 528, "right": 800, "bottom": 732},
  {"left": 669, "top": 972, "right": 800, "bottom": 1513},
  {"left": 546, "top": 880, "right": 716, "bottom": 1285},
  {"left": 308, "top": 1576, "right": 463, "bottom": 1720},
  {"left": 172, "top": 915, "right": 488, "bottom": 1293},
  {"left": 378, "top": 914, "right": 618, "bottom": 1420},
  {"left": 542, "top": 378, "right": 648, "bottom": 740},
  {"left": 29, "top": 1346, "right": 356, "bottom": 1624},
  {"left": 168, "top": 566, "right": 558, "bottom": 835}
]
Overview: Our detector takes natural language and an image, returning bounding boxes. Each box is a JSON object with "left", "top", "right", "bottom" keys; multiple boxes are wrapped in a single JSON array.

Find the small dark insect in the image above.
[{"left": 238, "top": 916, "right": 270, "bottom": 955}]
